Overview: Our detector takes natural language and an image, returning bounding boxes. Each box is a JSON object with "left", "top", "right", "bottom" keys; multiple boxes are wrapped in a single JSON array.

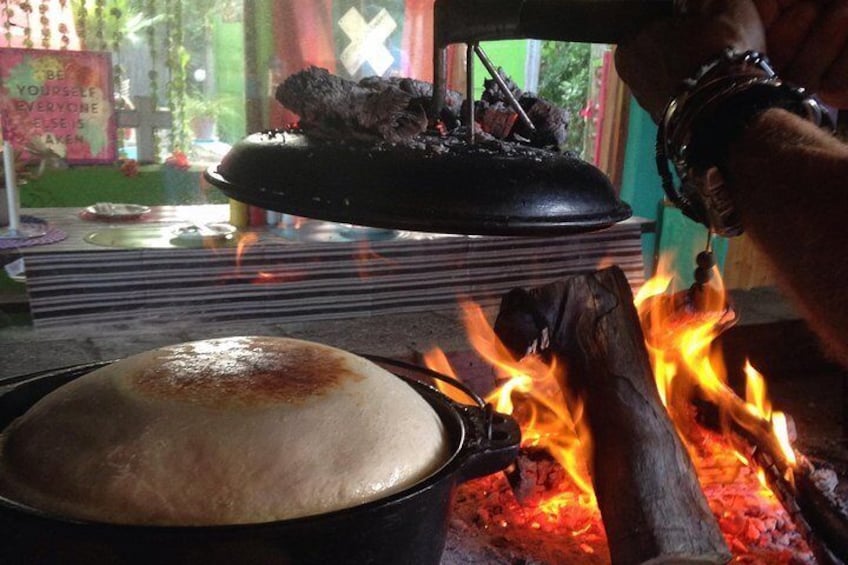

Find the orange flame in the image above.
[
  {"left": 421, "top": 348, "right": 479, "bottom": 406},
  {"left": 231, "top": 232, "right": 308, "bottom": 284},
  {"left": 426, "top": 301, "right": 596, "bottom": 510},
  {"left": 424, "top": 254, "right": 797, "bottom": 531},
  {"left": 235, "top": 232, "right": 259, "bottom": 271},
  {"left": 772, "top": 411, "right": 797, "bottom": 467},
  {"left": 635, "top": 258, "right": 798, "bottom": 474},
  {"left": 744, "top": 360, "right": 771, "bottom": 420}
]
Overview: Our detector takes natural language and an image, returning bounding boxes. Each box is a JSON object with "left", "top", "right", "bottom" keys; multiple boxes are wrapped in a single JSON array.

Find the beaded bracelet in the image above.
[{"left": 656, "top": 49, "right": 834, "bottom": 237}]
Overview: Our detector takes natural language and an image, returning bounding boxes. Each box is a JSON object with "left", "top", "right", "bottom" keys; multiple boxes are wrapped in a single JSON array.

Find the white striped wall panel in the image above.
[{"left": 23, "top": 217, "right": 647, "bottom": 328}]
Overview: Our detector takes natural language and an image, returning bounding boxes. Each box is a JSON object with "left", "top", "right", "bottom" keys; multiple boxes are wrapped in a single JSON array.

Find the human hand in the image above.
[
  {"left": 614, "top": 0, "right": 766, "bottom": 122},
  {"left": 753, "top": 0, "right": 848, "bottom": 108}
]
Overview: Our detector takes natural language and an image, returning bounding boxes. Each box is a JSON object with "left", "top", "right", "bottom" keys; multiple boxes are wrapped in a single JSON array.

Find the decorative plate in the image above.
[
  {"left": 84, "top": 203, "right": 151, "bottom": 220},
  {"left": 172, "top": 222, "right": 237, "bottom": 243}
]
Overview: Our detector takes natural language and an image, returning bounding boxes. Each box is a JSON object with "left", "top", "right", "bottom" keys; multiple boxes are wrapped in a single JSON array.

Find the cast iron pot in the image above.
[{"left": 0, "top": 356, "right": 520, "bottom": 565}]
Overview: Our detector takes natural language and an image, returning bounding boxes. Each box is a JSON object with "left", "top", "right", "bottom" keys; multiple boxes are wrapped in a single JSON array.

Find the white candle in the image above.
[{"left": 3, "top": 141, "right": 20, "bottom": 232}]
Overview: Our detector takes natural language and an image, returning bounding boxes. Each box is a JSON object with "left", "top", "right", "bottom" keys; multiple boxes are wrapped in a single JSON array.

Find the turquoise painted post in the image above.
[{"left": 619, "top": 102, "right": 727, "bottom": 285}]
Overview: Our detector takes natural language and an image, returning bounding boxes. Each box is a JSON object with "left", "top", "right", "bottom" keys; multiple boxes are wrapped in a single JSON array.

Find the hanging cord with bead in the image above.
[
  {"left": 686, "top": 230, "right": 738, "bottom": 331},
  {"left": 693, "top": 231, "right": 717, "bottom": 289}
]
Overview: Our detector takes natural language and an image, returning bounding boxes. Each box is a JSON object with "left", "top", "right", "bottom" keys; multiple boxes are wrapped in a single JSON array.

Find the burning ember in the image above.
[{"left": 429, "top": 258, "right": 816, "bottom": 563}]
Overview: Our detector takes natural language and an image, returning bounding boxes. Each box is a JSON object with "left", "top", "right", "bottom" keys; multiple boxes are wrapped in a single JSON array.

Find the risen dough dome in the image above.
[{"left": 0, "top": 337, "right": 449, "bottom": 525}]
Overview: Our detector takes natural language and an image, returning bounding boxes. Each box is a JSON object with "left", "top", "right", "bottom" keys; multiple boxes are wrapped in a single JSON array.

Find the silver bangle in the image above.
[{"left": 656, "top": 49, "right": 833, "bottom": 237}]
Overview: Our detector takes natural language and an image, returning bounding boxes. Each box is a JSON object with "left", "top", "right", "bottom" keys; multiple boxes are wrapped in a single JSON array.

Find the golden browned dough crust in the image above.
[{"left": 0, "top": 337, "right": 450, "bottom": 525}]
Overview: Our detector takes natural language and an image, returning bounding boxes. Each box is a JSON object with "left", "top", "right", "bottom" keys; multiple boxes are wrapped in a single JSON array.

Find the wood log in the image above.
[{"left": 494, "top": 266, "right": 730, "bottom": 565}]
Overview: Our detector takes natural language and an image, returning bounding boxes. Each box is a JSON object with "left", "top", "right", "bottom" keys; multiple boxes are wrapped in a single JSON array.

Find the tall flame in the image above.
[
  {"left": 636, "top": 259, "right": 798, "bottom": 472},
  {"left": 745, "top": 360, "right": 771, "bottom": 420}
]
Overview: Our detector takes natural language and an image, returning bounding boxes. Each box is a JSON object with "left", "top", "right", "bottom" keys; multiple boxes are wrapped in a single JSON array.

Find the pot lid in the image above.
[{"left": 204, "top": 130, "right": 632, "bottom": 236}]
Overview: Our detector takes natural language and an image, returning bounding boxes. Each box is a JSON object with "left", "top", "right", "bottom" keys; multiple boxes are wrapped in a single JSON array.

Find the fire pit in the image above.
[{"left": 427, "top": 265, "right": 847, "bottom": 564}]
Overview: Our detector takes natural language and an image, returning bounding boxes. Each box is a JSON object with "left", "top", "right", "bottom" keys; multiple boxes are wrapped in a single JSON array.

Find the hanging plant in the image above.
[
  {"left": 109, "top": 1, "right": 124, "bottom": 124},
  {"left": 3, "top": 0, "right": 13, "bottom": 47},
  {"left": 58, "top": 0, "right": 71, "bottom": 48},
  {"left": 146, "top": 0, "right": 159, "bottom": 160},
  {"left": 165, "top": 0, "right": 189, "bottom": 153},
  {"left": 93, "top": 0, "right": 105, "bottom": 50},
  {"left": 19, "top": 0, "right": 33, "bottom": 48},
  {"left": 73, "top": 0, "right": 87, "bottom": 49},
  {"left": 38, "top": 0, "right": 49, "bottom": 47}
]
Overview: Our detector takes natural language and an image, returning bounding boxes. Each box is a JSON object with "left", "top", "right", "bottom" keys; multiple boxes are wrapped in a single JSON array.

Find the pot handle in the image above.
[{"left": 455, "top": 403, "right": 521, "bottom": 483}]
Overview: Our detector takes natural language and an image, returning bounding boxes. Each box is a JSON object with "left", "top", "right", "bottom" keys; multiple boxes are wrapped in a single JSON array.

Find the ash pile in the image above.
[{"left": 275, "top": 66, "right": 573, "bottom": 158}]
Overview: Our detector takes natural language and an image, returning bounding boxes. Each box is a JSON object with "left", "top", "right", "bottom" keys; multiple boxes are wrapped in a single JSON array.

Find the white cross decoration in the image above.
[
  {"left": 116, "top": 96, "right": 172, "bottom": 163},
  {"left": 338, "top": 7, "right": 397, "bottom": 76}
]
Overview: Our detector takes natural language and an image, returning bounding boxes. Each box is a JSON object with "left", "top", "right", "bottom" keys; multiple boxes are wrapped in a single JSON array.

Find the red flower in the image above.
[
  {"left": 165, "top": 151, "right": 190, "bottom": 170},
  {"left": 119, "top": 159, "right": 139, "bottom": 177}
]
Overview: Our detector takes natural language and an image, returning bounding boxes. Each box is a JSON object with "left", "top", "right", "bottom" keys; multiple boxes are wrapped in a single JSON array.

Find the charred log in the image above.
[
  {"left": 275, "top": 67, "right": 462, "bottom": 142},
  {"left": 493, "top": 266, "right": 731, "bottom": 565},
  {"left": 475, "top": 71, "right": 570, "bottom": 150},
  {"left": 505, "top": 446, "right": 567, "bottom": 505}
]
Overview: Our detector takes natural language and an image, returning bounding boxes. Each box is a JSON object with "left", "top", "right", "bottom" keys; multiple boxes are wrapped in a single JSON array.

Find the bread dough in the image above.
[{"left": 0, "top": 337, "right": 449, "bottom": 525}]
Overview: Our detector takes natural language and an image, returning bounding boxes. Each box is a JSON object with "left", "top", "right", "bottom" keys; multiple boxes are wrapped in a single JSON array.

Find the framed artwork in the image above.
[{"left": 0, "top": 48, "right": 116, "bottom": 164}]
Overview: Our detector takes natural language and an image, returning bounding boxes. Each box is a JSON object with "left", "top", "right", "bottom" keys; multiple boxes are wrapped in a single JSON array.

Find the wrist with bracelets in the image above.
[{"left": 656, "top": 49, "right": 834, "bottom": 237}]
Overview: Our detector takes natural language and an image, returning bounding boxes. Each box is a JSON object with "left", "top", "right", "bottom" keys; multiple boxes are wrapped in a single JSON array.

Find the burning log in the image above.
[
  {"left": 505, "top": 446, "right": 567, "bottom": 504},
  {"left": 493, "top": 266, "right": 731, "bottom": 565},
  {"left": 475, "top": 71, "right": 570, "bottom": 149},
  {"left": 689, "top": 385, "right": 848, "bottom": 564}
]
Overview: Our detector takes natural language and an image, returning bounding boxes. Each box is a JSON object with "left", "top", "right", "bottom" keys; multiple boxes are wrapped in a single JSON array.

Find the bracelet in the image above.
[{"left": 656, "top": 49, "right": 834, "bottom": 237}]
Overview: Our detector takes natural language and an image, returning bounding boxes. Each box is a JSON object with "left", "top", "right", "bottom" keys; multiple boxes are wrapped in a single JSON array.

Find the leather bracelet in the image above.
[{"left": 656, "top": 49, "right": 834, "bottom": 237}]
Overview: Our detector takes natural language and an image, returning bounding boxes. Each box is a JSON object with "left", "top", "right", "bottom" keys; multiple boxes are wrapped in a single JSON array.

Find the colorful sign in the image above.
[{"left": 0, "top": 48, "right": 116, "bottom": 164}]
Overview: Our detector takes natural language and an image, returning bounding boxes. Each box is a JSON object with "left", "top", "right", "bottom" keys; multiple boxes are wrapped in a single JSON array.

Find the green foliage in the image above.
[
  {"left": 5, "top": 60, "right": 40, "bottom": 103},
  {"left": 537, "top": 41, "right": 591, "bottom": 155},
  {"left": 71, "top": 0, "right": 163, "bottom": 49}
]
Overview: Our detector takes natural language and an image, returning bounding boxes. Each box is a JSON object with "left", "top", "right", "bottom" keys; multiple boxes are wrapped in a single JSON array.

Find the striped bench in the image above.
[{"left": 19, "top": 206, "right": 649, "bottom": 328}]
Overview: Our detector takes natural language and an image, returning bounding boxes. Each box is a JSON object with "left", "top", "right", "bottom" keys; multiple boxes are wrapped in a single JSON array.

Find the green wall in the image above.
[{"left": 473, "top": 40, "right": 528, "bottom": 94}]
